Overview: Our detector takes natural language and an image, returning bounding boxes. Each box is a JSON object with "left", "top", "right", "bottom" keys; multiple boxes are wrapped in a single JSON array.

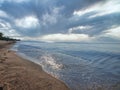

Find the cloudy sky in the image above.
[{"left": 0, "top": 0, "right": 120, "bottom": 42}]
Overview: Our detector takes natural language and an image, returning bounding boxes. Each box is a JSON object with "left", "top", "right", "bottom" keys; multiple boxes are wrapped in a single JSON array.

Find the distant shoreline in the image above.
[{"left": 0, "top": 40, "right": 69, "bottom": 90}]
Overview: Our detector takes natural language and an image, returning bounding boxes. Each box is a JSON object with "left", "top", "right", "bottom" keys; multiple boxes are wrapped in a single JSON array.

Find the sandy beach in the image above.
[{"left": 0, "top": 41, "right": 69, "bottom": 90}]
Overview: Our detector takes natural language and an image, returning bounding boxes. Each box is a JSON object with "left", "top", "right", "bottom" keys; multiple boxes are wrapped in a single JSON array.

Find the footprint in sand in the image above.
[
  {"left": 0, "top": 83, "right": 9, "bottom": 90},
  {"left": 0, "top": 52, "right": 7, "bottom": 63}
]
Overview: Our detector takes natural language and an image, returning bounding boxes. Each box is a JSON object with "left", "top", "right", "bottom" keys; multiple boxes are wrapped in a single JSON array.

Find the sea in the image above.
[{"left": 11, "top": 41, "right": 120, "bottom": 90}]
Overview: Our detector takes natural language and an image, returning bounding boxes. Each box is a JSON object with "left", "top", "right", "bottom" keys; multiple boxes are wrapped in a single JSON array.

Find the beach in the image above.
[
  {"left": 0, "top": 41, "right": 69, "bottom": 90},
  {"left": 13, "top": 41, "right": 120, "bottom": 90}
]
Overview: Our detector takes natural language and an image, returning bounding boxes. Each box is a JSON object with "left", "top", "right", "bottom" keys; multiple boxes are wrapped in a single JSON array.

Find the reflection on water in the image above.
[{"left": 12, "top": 41, "right": 120, "bottom": 90}]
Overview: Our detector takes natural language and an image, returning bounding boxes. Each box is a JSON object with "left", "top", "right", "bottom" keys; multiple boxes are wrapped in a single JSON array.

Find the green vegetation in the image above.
[
  {"left": 0, "top": 32, "right": 20, "bottom": 41},
  {"left": 0, "top": 32, "right": 3, "bottom": 38}
]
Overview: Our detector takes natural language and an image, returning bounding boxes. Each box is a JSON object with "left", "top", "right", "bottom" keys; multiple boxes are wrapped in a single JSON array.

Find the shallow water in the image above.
[{"left": 12, "top": 41, "right": 120, "bottom": 90}]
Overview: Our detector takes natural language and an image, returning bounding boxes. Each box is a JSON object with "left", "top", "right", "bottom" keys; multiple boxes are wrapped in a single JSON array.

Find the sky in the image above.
[{"left": 0, "top": 0, "right": 120, "bottom": 42}]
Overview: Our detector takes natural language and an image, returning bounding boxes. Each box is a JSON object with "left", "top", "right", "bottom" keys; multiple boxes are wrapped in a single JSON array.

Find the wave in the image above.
[{"left": 40, "top": 54, "right": 63, "bottom": 70}]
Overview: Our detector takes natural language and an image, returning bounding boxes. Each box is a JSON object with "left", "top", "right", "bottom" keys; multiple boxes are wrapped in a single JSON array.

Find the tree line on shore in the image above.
[{"left": 0, "top": 32, "right": 20, "bottom": 41}]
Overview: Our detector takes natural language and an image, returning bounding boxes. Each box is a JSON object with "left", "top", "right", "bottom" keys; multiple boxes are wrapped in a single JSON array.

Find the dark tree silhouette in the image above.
[
  {"left": 0, "top": 32, "right": 3, "bottom": 38},
  {"left": 0, "top": 32, "right": 20, "bottom": 41}
]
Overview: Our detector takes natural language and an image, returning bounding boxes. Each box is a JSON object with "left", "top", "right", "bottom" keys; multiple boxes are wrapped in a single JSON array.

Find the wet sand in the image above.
[{"left": 0, "top": 41, "right": 69, "bottom": 90}]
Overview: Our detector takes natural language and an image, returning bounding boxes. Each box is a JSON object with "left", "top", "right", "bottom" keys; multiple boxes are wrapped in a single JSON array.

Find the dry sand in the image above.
[{"left": 0, "top": 41, "right": 69, "bottom": 90}]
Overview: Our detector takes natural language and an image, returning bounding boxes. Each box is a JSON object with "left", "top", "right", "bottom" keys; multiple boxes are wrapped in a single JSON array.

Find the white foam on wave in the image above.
[
  {"left": 40, "top": 54, "right": 63, "bottom": 70},
  {"left": 10, "top": 43, "right": 19, "bottom": 51}
]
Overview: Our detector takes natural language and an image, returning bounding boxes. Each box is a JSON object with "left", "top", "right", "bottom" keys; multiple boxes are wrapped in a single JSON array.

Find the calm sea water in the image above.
[{"left": 12, "top": 41, "right": 120, "bottom": 90}]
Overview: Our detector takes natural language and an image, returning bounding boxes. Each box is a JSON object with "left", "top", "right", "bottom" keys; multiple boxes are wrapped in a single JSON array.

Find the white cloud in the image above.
[
  {"left": 0, "top": 10, "right": 8, "bottom": 18},
  {"left": 13, "top": 0, "right": 30, "bottom": 3},
  {"left": 68, "top": 25, "right": 92, "bottom": 33},
  {"left": 0, "top": 20, "right": 11, "bottom": 29},
  {"left": 0, "top": 29, "right": 20, "bottom": 37},
  {"left": 42, "top": 13, "right": 57, "bottom": 25},
  {"left": 73, "top": 8, "right": 92, "bottom": 16},
  {"left": 73, "top": 0, "right": 120, "bottom": 18},
  {"left": 40, "top": 33, "right": 93, "bottom": 42},
  {"left": 103, "top": 26, "right": 120, "bottom": 39},
  {"left": 6, "top": 29, "right": 20, "bottom": 37},
  {"left": 42, "top": 6, "right": 63, "bottom": 26},
  {"left": 0, "top": 0, "right": 30, "bottom": 3},
  {"left": 15, "top": 16, "right": 39, "bottom": 28},
  {"left": 0, "top": 20, "right": 20, "bottom": 38}
]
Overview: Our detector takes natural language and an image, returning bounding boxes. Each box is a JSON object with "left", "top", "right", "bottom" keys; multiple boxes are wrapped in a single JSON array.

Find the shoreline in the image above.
[{"left": 0, "top": 41, "right": 69, "bottom": 90}]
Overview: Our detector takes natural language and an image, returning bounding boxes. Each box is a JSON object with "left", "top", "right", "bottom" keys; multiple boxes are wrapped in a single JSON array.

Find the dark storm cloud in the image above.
[{"left": 0, "top": 1, "right": 34, "bottom": 18}]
